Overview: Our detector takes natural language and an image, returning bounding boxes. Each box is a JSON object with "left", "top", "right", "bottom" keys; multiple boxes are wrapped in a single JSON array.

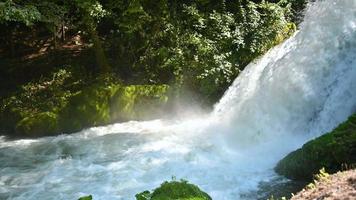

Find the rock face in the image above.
[
  {"left": 275, "top": 113, "right": 356, "bottom": 181},
  {"left": 291, "top": 169, "right": 356, "bottom": 200},
  {"left": 135, "top": 180, "right": 212, "bottom": 200}
]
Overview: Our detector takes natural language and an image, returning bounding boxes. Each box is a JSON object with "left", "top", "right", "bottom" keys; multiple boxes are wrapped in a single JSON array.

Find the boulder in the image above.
[
  {"left": 15, "top": 112, "right": 59, "bottom": 137},
  {"left": 275, "top": 113, "right": 356, "bottom": 181},
  {"left": 135, "top": 180, "right": 212, "bottom": 200}
]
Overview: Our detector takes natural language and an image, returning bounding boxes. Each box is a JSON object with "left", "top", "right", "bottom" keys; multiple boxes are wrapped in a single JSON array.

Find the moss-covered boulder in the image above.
[
  {"left": 135, "top": 180, "right": 212, "bottom": 200},
  {"left": 275, "top": 113, "right": 356, "bottom": 181},
  {"left": 78, "top": 195, "right": 92, "bottom": 200},
  {"left": 15, "top": 112, "right": 59, "bottom": 137},
  {"left": 110, "top": 85, "right": 170, "bottom": 121},
  {"left": 0, "top": 79, "right": 171, "bottom": 136},
  {"left": 58, "top": 83, "right": 114, "bottom": 133},
  {"left": 58, "top": 83, "right": 170, "bottom": 133}
]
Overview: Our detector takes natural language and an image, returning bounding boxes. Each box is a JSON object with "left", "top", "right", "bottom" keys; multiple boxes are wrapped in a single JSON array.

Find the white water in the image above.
[{"left": 1, "top": 0, "right": 356, "bottom": 199}]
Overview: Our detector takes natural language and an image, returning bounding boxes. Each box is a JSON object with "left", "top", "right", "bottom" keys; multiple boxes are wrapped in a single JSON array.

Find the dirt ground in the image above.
[{"left": 291, "top": 169, "right": 356, "bottom": 200}]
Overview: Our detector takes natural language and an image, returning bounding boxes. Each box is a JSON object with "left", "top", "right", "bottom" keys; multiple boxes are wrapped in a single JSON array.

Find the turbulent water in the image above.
[{"left": 1, "top": 0, "right": 356, "bottom": 200}]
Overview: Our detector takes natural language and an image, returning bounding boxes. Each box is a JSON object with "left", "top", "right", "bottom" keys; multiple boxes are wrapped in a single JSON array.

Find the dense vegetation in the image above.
[
  {"left": 275, "top": 113, "right": 356, "bottom": 181},
  {"left": 0, "top": 0, "right": 307, "bottom": 136}
]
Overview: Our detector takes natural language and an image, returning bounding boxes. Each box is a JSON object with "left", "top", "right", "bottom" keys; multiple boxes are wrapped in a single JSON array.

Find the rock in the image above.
[
  {"left": 2, "top": 81, "right": 171, "bottom": 137},
  {"left": 275, "top": 113, "right": 356, "bottom": 181},
  {"left": 110, "top": 85, "right": 170, "bottom": 121},
  {"left": 78, "top": 195, "right": 92, "bottom": 200},
  {"left": 58, "top": 83, "right": 113, "bottom": 133},
  {"left": 135, "top": 180, "right": 212, "bottom": 200},
  {"left": 291, "top": 169, "right": 356, "bottom": 200},
  {"left": 15, "top": 112, "right": 59, "bottom": 137},
  {"left": 58, "top": 83, "right": 170, "bottom": 134}
]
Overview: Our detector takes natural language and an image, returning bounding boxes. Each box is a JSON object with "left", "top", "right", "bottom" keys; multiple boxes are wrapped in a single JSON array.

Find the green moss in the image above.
[
  {"left": 58, "top": 83, "right": 170, "bottom": 133},
  {"left": 275, "top": 113, "right": 356, "bottom": 181},
  {"left": 15, "top": 112, "right": 59, "bottom": 137},
  {"left": 135, "top": 180, "right": 212, "bottom": 200},
  {"left": 1, "top": 76, "right": 170, "bottom": 136},
  {"left": 58, "top": 83, "right": 114, "bottom": 133},
  {"left": 78, "top": 195, "right": 92, "bottom": 200},
  {"left": 110, "top": 85, "right": 170, "bottom": 121}
]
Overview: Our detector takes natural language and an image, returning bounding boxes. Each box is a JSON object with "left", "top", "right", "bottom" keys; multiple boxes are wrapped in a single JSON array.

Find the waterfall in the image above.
[
  {"left": 0, "top": 0, "right": 355, "bottom": 199},
  {"left": 211, "top": 0, "right": 356, "bottom": 148}
]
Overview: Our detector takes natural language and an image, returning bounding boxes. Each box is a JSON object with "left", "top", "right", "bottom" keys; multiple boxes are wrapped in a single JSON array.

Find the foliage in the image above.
[
  {"left": 0, "top": 69, "right": 74, "bottom": 116},
  {"left": 275, "top": 113, "right": 356, "bottom": 181},
  {"left": 119, "top": 0, "right": 296, "bottom": 103},
  {"left": 0, "top": 69, "right": 75, "bottom": 134},
  {"left": 0, "top": 0, "right": 303, "bottom": 103},
  {"left": 306, "top": 168, "right": 330, "bottom": 190},
  {"left": 75, "top": 0, "right": 108, "bottom": 20},
  {"left": 0, "top": 0, "right": 41, "bottom": 25},
  {"left": 135, "top": 180, "right": 212, "bottom": 200}
]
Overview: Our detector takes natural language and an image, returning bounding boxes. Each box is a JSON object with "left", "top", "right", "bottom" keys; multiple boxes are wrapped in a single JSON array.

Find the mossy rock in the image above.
[
  {"left": 2, "top": 82, "right": 171, "bottom": 136},
  {"left": 110, "top": 85, "right": 170, "bottom": 121},
  {"left": 58, "top": 83, "right": 115, "bottom": 133},
  {"left": 78, "top": 195, "right": 92, "bottom": 200},
  {"left": 275, "top": 113, "right": 356, "bottom": 181},
  {"left": 15, "top": 112, "right": 59, "bottom": 137},
  {"left": 135, "top": 180, "right": 212, "bottom": 200},
  {"left": 58, "top": 83, "right": 170, "bottom": 133}
]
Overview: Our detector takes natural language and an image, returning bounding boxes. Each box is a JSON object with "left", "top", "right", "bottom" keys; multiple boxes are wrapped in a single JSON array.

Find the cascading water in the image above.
[{"left": 1, "top": 0, "right": 356, "bottom": 199}]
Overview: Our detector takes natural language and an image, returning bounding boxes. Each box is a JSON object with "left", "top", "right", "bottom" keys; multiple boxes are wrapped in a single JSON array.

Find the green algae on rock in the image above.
[{"left": 275, "top": 113, "right": 356, "bottom": 181}]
